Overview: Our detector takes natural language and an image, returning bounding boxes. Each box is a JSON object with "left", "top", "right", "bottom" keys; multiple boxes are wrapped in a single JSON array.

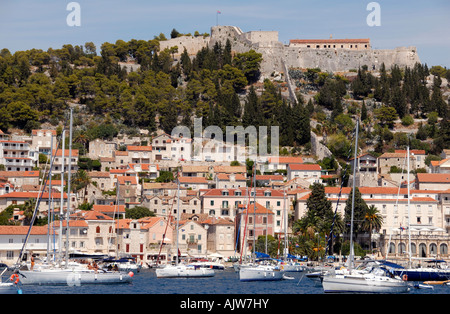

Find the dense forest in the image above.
[{"left": 0, "top": 29, "right": 449, "bottom": 160}]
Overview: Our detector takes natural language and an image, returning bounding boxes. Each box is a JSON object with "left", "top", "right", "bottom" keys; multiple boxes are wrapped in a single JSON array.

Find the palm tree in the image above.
[
  {"left": 362, "top": 205, "right": 383, "bottom": 253},
  {"left": 72, "top": 169, "right": 91, "bottom": 203},
  {"left": 22, "top": 198, "right": 37, "bottom": 226}
]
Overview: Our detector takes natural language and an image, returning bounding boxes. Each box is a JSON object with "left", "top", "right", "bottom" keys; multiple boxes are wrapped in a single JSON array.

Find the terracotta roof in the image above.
[
  {"left": 117, "top": 176, "right": 138, "bottom": 185},
  {"left": 128, "top": 163, "right": 160, "bottom": 171},
  {"left": 0, "top": 191, "right": 67, "bottom": 198},
  {"left": 378, "top": 152, "right": 415, "bottom": 159},
  {"left": 416, "top": 173, "right": 450, "bottom": 183},
  {"left": 255, "top": 175, "right": 284, "bottom": 181},
  {"left": 394, "top": 150, "right": 426, "bottom": 155},
  {"left": 290, "top": 38, "right": 370, "bottom": 44},
  {"left": 0, "top": 171, "right": 40, "bottom": 177},
  {"left": 142, "top": 182, "right": 178, "bottom": 189},
  {"left": 242, "top": 203, "right": 274, "bottom": 215},
  {"left": 268, "top": 156, "right": 303, "bottom": 164},
  {"left": 53, "top": 220, "right": 88, "bottom": 228},
  {"left": 77, "top": 210, "right": 113, "bottom": 221},
  {"left": 93, "top": 204, "right": 126, "bottom": 213},
  {"left": 127, "top": 145, "right": 152, "bottom": 151},
  {"left": 216, "top": 173, "right": 246, "bottom": 181},
  {"left": 179, "top": 176, "right": 208, "bottom": 184},
  {"left": 52, "top": 149, "right": 79, "bottom": 157},
  {"left": 88, "top": 171, "right": 110, "bottom": 178},
  {"left": 32, "top": 129, "right": 56, "bottom": 136},
  {"left": 0, "top": 225, "right": 48, "bottom": 235},
  {"left": 182, "top": 165, "right": 210, "bottom": 173},
  {"left": 115, "top": 151, "right": 129, "bottom": 156},
  {"left": 138, "top": 216, "right": 166, "bottom": 229},
  {"left": 110, "top": 169, "right": 129, "bottom": 174},
  {"left": 213, "top": 166, "right": 246, "bottom": 173},
  {"left": 202, "top": 188, "right": 284, "bottom": 197},
  {"left": 431, "top": 159, "right": 449, "bottom": 167},
  {"left": 288, "top": 164, "right": 321, "bottom": 171}
]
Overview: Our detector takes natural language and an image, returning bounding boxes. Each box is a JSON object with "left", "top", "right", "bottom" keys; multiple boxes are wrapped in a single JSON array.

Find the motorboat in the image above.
[
  {"left": 155, "top": 263, "right": 215, "bottom": 278},
  {"left": 239, "top": 263, "right": 284, "bottom": 281},
  {"left": 18, "top": 266, "right": 133, "bottom": 286},
  {"left": 101, "top": 257, "right": 143, "bottom": 273},
  {"left": 322, "top": 265, "right": 409, "bottom": 293}
]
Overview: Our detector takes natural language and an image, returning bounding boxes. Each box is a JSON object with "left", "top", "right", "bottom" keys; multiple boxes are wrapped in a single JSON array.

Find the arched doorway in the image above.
[{"left": 419, "top": 243, "right": 427, "bottom": 257}]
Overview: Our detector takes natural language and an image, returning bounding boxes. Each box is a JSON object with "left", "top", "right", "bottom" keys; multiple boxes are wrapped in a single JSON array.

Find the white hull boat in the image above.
[
  {"left": 322, "top": 267, "right": 409, "bottom": 293},
  {"left": 190, "top": 261, "right": 225, "bottom": 270},
  {"left": 239, "top": 265, "right": 284, "bottom": 281},
  {"left": 155, "top": 264, "right": 215, "bottom": 278},
  {"left": 18, "top": 268, "right": 133, "bottom": 286},
  {"left": 0, "top": 282, "right": 21, "bottom": 294}
]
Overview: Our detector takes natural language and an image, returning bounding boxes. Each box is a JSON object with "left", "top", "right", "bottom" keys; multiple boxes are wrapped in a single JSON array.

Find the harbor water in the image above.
[{"left": 15, "top": 268, "right": 450, "bottom": 295}]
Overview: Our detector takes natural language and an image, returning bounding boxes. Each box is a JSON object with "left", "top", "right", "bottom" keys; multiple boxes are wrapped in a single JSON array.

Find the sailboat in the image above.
[
  {"left": 17, "top": 109, "right": 133, "bottom": 286},
  {"left": 0, "top": 269, "right": 22, "bottom": 294},
  {"left": 239, "top": 166, "right": 284, "bottom": 281},
  {"left": 387, "top": 147, "right": 450, "bottom": 282},
  {"left": 321, "top": 119, "right": 409, "bottom": 293},
  {"left": 278, "top": 188, "right": 305, "bottom": 272},
  {"left": 155, "top": 173, "right": 215, "bottom": 278}
]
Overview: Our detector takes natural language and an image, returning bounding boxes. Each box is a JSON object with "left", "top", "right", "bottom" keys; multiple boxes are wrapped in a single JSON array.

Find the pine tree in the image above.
[
  {"left": 344, "top": 187, "right": 369, "bottom": 236},
  {"left": 242, "top": 86, "right": 260, "bottom": 128}
]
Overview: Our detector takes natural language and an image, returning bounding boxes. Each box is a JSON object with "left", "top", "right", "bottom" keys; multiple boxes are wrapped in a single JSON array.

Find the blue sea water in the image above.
[
  {"left": 20, "top": 268, "right": 450, "bottom": 295},
  {"left": 14, "top": 269, "right": 449, "bottom": 312}
]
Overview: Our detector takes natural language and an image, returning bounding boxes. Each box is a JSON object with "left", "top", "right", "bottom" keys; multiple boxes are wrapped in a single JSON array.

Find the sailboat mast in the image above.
[
  {"left": 176, "top": 172, "right": 180, "bottom": 265},
  {"left": 59, "top": 130, "right": 65, "bottom": 268},
  {"left": 253, "top": 165, "right": 256, "bottom": 259},
  {"left": 407, "top": 146, "right": 412, "bottom": 268},
  {"left": 65, "top": 109, "right": 73, "bottom": 267},
  {"left": 47, "top": 135, "right": 53, "bottom": 261},
  {"left": 283, "top": 186, "right": 287, "bottom": 260},
  {"left": 349, "top": 119, "right": 359, "bottom": 273}
]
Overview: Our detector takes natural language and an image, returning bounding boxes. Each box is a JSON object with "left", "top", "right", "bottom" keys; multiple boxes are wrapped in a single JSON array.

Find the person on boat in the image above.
[{"left": 30, "top": 254, "right": 35, "bottom": 270}]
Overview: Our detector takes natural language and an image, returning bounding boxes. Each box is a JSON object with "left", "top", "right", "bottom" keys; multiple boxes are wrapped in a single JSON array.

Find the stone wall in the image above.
[{"left": 157, "top": 25, "right": 421, "bottom": 77}]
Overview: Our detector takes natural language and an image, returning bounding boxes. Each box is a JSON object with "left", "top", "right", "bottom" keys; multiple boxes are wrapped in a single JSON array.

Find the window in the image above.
[{"left": 210, "top": 200, "right": 214, "bottom": 206}]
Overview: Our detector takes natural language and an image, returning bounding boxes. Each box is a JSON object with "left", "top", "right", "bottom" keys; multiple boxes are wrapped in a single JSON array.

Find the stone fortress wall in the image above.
[{"left": 159, "top": 25, "right": 421, "bottom": 76}]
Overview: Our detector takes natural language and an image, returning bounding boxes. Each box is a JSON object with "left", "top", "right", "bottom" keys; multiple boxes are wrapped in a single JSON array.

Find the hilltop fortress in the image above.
[{"left": 160, "top": 25, "right": 420, "bottom": 76}]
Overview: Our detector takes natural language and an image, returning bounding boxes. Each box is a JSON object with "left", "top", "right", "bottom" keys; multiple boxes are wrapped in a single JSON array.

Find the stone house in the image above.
[
  {"left": 235, "top": 203, "right": 274, "bottom": 255},
  {"left": 289, "top": 38, "right": 371, "bottom": 50},
  {"left": 0, "top": 171, "right": 40, "bottom": 187},
  {"left": 127, "top": 145, "right": 152, "bottom": 164},
  {"left": 51, "top": 149, "right": 79, "bottom": 174},
  {"left": 181, "top": 165, "right": 211, "bottom": 178},
  {"left": 0, "top": 191, "right": 70, "bottom": 211},
  {"left": 70, "top": 210, "right": 116, "bottom": 256},
  {"left": 0, "top": 225, "right": 49, "bottom": 266},
  {"left": 142, "top": 194, "right": 201, "bottom": 218},
  {"left": 88, "top": 171, "right": 113, "bottom": 192},
  {"left": 201, "top": 188, "right": 285, "bottom": 231},
  {"left": 378, "top": 152, "right": 417, "bottom": 174},
  {"left": 264, "top": 156, "right": 304, "bottom": 173},
  {"left": 31, "top": 129, "right": 57, "bottom": 156},
  {"left": 176, "top": 219, "right": 208, "bottom": 257},
  {"left": 287, "top": 163, "right": 322, "bottom": 184},
  {"left": 88, "top": 139, "right": 117, "bottom": 159},
  {"left": 203, "top": 216, "right": 235, "bottom": 259},
  {"left": 431, "top": 159, "right": 450, "bottom": 174},
  {"left": 215, "top": 173, "right": 246, "bottom": 189},
  {"left": 0, "top": 140, "right": 37, "bottom": 171},
  {"left": 152, "top": 133, "right": 172, "bottom": 161},
  {"left": 415, "top": 173, "right": 450, "bottom": 191},
  {"left": 178, "top": 176, "right": 210, "bottom": 190}
]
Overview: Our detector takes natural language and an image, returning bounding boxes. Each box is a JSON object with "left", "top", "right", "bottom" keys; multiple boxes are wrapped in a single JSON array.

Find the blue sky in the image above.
[{"left": 1, "top": 0, "right": 449, "bottom": 67}]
